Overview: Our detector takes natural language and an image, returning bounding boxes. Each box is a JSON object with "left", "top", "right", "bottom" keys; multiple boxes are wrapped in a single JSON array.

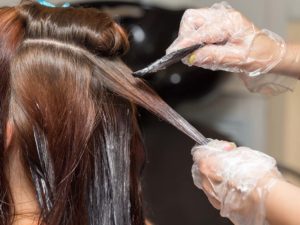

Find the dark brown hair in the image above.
[{"left": 0, "top": 1, "right": 205, "bottom": 225}]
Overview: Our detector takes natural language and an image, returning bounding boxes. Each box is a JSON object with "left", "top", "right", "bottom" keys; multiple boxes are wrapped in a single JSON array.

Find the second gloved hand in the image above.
[
  {"left": 167, "top": 2, "right": 286, "bottom": 76},
  {"left": 191, "top": 140, "right": 282, "bottom": 225}
]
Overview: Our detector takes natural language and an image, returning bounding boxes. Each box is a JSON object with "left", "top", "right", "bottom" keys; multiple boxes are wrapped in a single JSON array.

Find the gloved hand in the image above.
[
  {"left": 167, "top": 2, "right": 286, "bottom": 77},
  {"left": 191, "top": 140, "right": 283, "bottom": 225}
]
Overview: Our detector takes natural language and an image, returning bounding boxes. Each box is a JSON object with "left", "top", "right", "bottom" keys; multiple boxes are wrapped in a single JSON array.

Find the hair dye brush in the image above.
[{"left": 132, "top": 43, "right": 204, "bottom": 77}]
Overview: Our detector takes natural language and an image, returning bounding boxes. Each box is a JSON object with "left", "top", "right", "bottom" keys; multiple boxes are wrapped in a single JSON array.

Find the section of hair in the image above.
[
  {"left": 19, "top": 0, "right": 129, "bottom": 57},
  {"left": 10, "top": 40, "right": 137, "bottom": 225}
]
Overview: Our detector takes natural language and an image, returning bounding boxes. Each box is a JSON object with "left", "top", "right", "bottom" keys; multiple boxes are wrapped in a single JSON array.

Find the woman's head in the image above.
[{"left": 0, "top": 1, "right": 205, "bottom": 225}]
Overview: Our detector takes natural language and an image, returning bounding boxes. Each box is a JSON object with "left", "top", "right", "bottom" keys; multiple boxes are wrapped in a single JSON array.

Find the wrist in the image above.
[
  {"left": 264, "top": 180, "right": 287, "bottom": 225},
  {"left": 271, "top": 43, "right": 300, "bottom": 78},
  {"left": 265, "top": 179, "right": 300, "bottom": 225},
  {"left": 246, "top": 30, "right": 286, "bottom": 76}
]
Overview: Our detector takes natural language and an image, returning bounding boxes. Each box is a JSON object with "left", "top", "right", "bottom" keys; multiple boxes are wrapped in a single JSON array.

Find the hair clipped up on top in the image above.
[
  {"left": 0, "top": 1, "right": 205, "bottom": 225},
  {"left": 19, "top": 0, "right": 129, "bottom": 57}
]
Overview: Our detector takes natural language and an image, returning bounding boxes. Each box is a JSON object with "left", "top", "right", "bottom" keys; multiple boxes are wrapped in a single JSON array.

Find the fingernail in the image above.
[
  {"left": 188, "top": 53, "right": 196, "bottom": 65},
  {"left": 224, "top": 142, "right": 236, "bottom": 151}
]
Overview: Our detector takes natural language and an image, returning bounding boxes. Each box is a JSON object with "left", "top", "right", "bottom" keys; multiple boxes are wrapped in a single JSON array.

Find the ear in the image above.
[{"left": 5, "top": 120, "right": 13, "bottom": 149}]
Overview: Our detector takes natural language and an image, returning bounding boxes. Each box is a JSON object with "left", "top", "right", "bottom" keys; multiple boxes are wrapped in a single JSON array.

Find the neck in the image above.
[{"left": 6, "top": 148, "right": 40, "bottom": 224}]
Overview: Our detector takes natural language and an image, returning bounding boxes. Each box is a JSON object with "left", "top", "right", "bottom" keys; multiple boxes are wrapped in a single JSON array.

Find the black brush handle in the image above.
[{"left": 132, "top": 43, "right": 205, "bottom": 77}]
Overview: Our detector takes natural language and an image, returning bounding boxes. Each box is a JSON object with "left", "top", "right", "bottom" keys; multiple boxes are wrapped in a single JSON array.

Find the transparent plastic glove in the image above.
[
  {"left": 191, "top": 140, "right": 282, "bottom": 225},
  {"left": 167, "top": 2, "right": 286, "bottom": 77}
]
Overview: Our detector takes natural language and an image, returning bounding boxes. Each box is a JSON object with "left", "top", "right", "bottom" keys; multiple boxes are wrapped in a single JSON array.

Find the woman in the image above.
[
  {"left": 0, "top": 1, "right": 205, "bottom": 224},
  {"left": 168, "top": 2, "right": 300, "bottom": 225}
]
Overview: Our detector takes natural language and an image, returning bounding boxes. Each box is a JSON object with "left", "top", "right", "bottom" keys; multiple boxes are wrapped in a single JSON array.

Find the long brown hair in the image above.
[{"left": 0, "top": 1, "right": 206, "bottom": 225}]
